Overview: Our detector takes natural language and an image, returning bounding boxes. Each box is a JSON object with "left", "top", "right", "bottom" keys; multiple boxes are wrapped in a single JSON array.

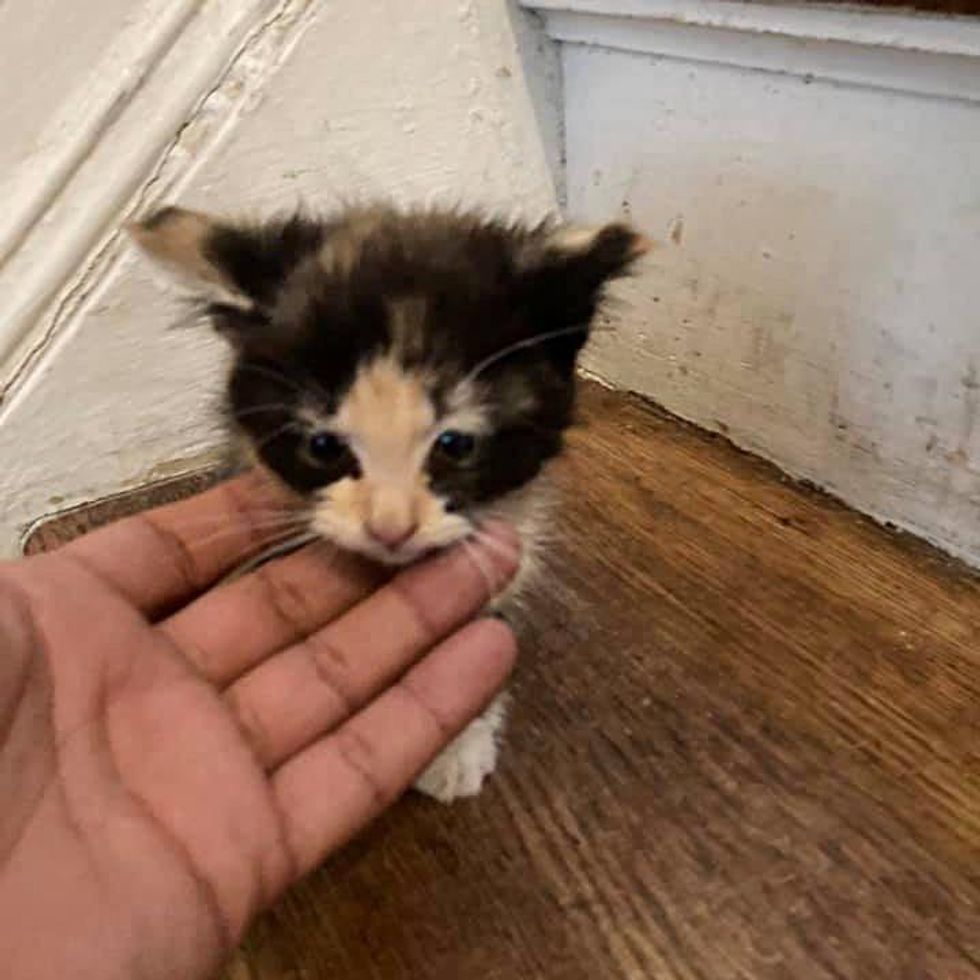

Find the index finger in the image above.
[
  {"left": 224, "top": 525, "right": 520, "bottom": 768},
  {"left": 62, "top": 469, "right": 304, "bottom": 615},
  {"left": 274, "top": 616, "right": 518, "bottom": 875}
]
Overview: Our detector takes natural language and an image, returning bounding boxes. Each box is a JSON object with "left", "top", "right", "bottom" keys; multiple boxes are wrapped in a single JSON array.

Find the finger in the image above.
[
  {"left": 273, "top": 617, "right": 516, "bottom": 875},
  {"left": 160, "top": 540, "right": 383, "bottom": 685},
  {"left": 62, "top": 470, "right": 303, "bottom": 615},
  {"left": 225, "top": 525, "right": 519, "bottom": 770}
]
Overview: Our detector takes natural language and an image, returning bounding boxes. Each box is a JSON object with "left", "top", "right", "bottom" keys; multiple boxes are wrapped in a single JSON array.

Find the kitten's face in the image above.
[{"left": 132, "top": 205, "right": 648, "bottom": 564}]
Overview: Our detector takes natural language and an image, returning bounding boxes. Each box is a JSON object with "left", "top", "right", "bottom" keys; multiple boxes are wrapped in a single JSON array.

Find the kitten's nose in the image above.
[{"left": 366, "top": 518, "right": 418, "bottom": 550}]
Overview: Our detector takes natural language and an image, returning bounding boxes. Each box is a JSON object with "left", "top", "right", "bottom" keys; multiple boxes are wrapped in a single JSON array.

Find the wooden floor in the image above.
[{"left": 28, "top": 384, "right": 980, "bottom": 980}]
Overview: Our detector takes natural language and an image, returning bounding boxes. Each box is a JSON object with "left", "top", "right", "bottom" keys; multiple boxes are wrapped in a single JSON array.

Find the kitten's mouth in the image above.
[
  {"left": 237, "top": 521, "right": 483, "bottom": 583},
  {"left": 294, "top": 502, "right": 479, "bottom": 568},
  {"left": 356, "top": 536, "right": 456, "bottom": 567},
  {"left": 364, "top": 543, "right": 426, "bottom": 566},
  {"left": 324, "top": 522, "right": 477, "bottom": 568}
]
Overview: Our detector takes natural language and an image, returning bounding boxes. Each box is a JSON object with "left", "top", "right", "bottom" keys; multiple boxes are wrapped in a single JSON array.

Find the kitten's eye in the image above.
[
  {"left": 308, "top": 431, "right": 346, "bottom": 463},
  {"left": 434, "top": 430, "right": 476, "bottom": 462}
]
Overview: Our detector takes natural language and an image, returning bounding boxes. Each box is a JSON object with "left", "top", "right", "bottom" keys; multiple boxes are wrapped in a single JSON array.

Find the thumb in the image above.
[{"left": 0, "top": 573, "right": 55, "bottom": 864}]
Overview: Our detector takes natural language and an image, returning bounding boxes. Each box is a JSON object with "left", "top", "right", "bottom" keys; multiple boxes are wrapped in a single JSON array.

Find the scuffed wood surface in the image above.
[
  {"left": 24, "top": 469, "right": 222, "bottom": 555},
  {"left": 27, "top": 383, "right": 980, "bottom": 979}
]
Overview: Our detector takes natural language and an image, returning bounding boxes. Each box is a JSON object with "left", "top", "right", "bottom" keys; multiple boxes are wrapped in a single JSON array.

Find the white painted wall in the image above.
[
  {"left": 531, "top": 0, "right": 980, "bottom": 566},
  {"left": 0, "top": 0, "right": 561, "bottom": 556},
  {"left": 0, "top": 0, "right": 135, "bottom": 181}
]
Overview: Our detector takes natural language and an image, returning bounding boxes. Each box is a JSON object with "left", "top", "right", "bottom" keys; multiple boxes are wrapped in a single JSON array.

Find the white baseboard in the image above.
[{"left": 524, "top": 0, "right": 980, "bottom": 102}]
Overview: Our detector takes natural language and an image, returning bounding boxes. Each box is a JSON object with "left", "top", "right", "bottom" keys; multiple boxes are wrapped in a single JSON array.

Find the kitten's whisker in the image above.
[
  {"left": 231, "top": 402, "right": 298, "bottom": 421},
  {"left": 180, "top": 515, "right": 312, "bottom": 552},
  {"left": 252, "top": 420, "right": 304, "bottom": 452},
  {"left": 161, "top": 505, "right": 305, "bottom": 526},
  {"left": 159, "top": 509, "right": 310, "bottom": 538},
  {"left": 234, "top": 363, "right": 310, "bottom": 396},
  {"left": 460, "top": 539, "right": 499, "bottom": 598},
  {"left": 462, "top": 325, "right": 589, "bottom": 386},
  {"left": 186, "top": 526, "right": 309, "bottom": 555},
  {"left": 225, "top": 529, "right": 323, "bottom": 581},
  {"left": 235, "top": 363, "right": 332, "bottom": 405},
  {"left": 470, "top": 527, "right": 522, "bottom": 566}
]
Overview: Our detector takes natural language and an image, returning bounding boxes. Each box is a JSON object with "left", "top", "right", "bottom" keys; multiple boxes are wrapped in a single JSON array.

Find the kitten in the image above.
[{"left": 131, "top": 203, "right": 648, "bottom": 802}]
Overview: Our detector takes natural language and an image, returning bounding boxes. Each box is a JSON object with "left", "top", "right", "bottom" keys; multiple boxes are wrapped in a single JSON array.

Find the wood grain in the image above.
[{"left": 26, "top": 384, "right": 980, "bottom": 980}]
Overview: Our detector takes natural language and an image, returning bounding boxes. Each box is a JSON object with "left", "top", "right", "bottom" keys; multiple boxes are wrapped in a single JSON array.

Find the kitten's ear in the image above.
[
  {"left": 519, "top": 221, "right": 653, "bottom": 370},
  {"left": 128, "top": 206, "right": 323, "bottom": 314},
  {"left": 538, "top": 222, "right": 653, "bottom": 283}
]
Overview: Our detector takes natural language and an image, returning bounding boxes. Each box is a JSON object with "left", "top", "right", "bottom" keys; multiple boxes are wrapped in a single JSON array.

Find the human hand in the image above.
[{"left": 0, "top": 471, "right": 517, "bottom": 980}]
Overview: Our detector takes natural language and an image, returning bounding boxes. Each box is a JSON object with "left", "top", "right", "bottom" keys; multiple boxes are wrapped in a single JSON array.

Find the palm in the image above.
[{"left": 0, "top": 473, "right": 516, "bottom": 980}]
